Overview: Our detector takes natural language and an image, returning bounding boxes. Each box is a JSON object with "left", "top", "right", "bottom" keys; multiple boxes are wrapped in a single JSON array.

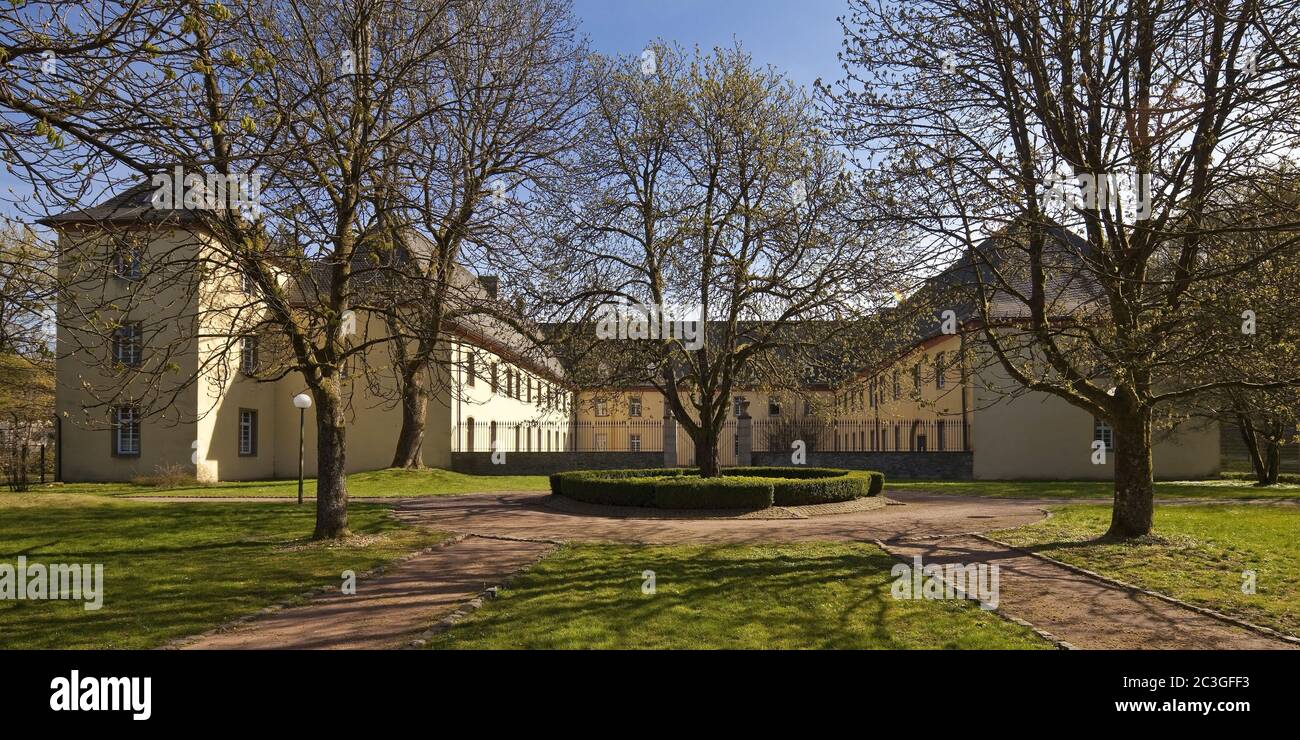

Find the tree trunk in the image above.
[
  {"left": 1106, "top": 407, "right": 1154, "bottom": 539},
  {"left": 391, "top": 369, "right": 428, "bottom": 469},
  {"left": 312, "top": 389, "right": 350, "bottom": 540},
  {"left": 695, "top": 426, "right": 721, "bottom": 477},
  {"left": 1263, "top": 439, "right": 1281, "bottom": 486},
  {"left": 1237, "top": 413, "right": 1268, "bottom": 484}
]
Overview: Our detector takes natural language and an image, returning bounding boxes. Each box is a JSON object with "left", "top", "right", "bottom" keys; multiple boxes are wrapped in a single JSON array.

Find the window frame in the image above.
[
  {"left": 112, "top": 240, "right": 144, "bottom": 280},
  {"left": 241, "top": 336, "right": 258, "bottom": 376},
  {"left": 113, "top": 322, "right": 143, "bottom": 368},
  {"left": 628, "top": 395, "right": 642, "bottom": 417},
  {"left": 111, "top": 405, "right": 141, "bottom": 457},
  {"left": 238, "top": 408, "right": 258, "bottom": 456},
  {"left": 1093, "top": 417, "right": 1114, "bottom": 451}
]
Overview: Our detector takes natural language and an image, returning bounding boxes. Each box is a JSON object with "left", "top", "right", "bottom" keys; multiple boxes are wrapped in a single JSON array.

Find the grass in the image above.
[
  {"left": 26, "top": 467, "right": 551, "bottom": 499},
  {"left": 994, "top": 504, "right": 1300, "bottom": 637},
  {"left": 887, "top": 478, "right": 1300, "bottom": 500},
  {"left": 0, "top": 493, "right": 448, "bottom": 648},
  {"left": 427, "top": 542, "right": 1052, "bottom": 650}
]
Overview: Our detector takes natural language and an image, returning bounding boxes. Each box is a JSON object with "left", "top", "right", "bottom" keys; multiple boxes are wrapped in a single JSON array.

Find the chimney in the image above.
[{"left": 477, "top": 274, "right": 498, "bottom": 298}]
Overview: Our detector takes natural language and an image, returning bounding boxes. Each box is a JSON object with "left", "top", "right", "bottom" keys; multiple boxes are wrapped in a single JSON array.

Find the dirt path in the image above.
[
  {"left": 173, "top": 490, "right": 1295, "bottom": 650},
  {"left": 880, "top": 535, "right": 1292, "bottom": 650},
  {"left": 179, "top": 536, "right": 553, "bottom": 650},
  {"left": 394, "top": 491, "right": 1295, "bottom": 650}
]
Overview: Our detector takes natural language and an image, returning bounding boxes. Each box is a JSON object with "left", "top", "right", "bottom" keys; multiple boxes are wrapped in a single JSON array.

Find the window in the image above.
[
  {"left": 594, "top": 432, "right": 608, "bottom": 451},
  {"left": 465, "top": 417, "right": 476, "bottom": 451},
  {"left": 113, "top": 242, "right": 143, "bottom": 279},
  {"left": 628, "top": 395, "right": 642, "bottom": 417},
  {"left": 465, "top": 352, "right": 476, "bottom": 387},
  {"left": 869, "top": 379, "right": 877, "bottom": 408},
  {"left": 240, "top": 271, "right": 256, "bottom": 294},
  {"left": 526, "top": 377, "right": 533, "bottom": 403},
  {"left": 1094, "top": 418, "right": 1113, "bottom": 451},
  {"left": 594, "top": 400, "right": 609, "bottom": 417},
  {"left": 113, "top": 322, "right": 143, "bottom": 367},
  {"left": 803, "top": 399, "right": 812, "bottom": 416},
  {"left": 111, "top": 405, "right": 140, "bottom": 456},
  {"left": 490, "top": 363, "right": 499, "bottom": 393},
  {"left": 912, "top": 363, "right": 921, "bottom": 391},
  {"left": 241, "top": 336, "right": 258, "bottom": 375},
  {"left": 238, "top": 409, "right": 258, "bottom": 456},
  {"left": 768, "top": 399, "right": 781, "bottom": 416},
  {"left": 630, "top": 433, "right": 642, "bottom": 452},
  {"left": 935, "top": 352, "right": 946, "bottom": 389},
  {"left": 892, "top": 370, "right": 901, "bottom": 400},
  {"left": 733, "top": 396, "right": 747, "bottom": 417}
]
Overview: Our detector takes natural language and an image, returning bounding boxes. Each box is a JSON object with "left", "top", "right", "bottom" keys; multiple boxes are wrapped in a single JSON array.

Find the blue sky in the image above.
[
  {"left": 4, "top": 2, "right": 851, "bottom": 223},
  {"left": 572, "top": 0, "right": 848, "bottom": 92}
]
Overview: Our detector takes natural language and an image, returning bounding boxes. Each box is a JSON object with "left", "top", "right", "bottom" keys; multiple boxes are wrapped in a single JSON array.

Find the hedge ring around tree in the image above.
[{"left": 549, "top": 467, "right": 885, "bottom": 510}]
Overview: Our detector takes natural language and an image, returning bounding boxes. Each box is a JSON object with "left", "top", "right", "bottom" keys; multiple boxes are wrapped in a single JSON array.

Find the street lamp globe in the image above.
[{"left": 293, "top": 393, "right": 313, "bottom": 409}]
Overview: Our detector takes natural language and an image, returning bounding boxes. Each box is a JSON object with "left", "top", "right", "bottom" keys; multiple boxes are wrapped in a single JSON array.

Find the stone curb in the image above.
[
  {"left": 974, "top": 533, "right": 1300, "bottom": 647},
  {"left": 872, "top": 538, "right": 1077, "bottom": 650},
  {"left": 405, "top": 536, "right": 561, "bottom": 648},
  {"left": 159, "top": 531, "right": 470, "bottom": 650}
]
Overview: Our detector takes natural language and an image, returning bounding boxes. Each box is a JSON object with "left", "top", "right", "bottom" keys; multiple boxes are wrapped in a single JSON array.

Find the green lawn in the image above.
[
  {"left": 888, "top": 478, "right": 1300, "bottom": 500},
  {"left": 428, "top": 542, "right": 1052, "bottom": 649},
  {"left": 994, "top": 504, "right": 1300, "bottom": 637},
  {"left": 0, "top": 493, "right": 447, "bottom": 648},
  {"left": 28, "top": 467, "right": 551, "bottom": 499}
]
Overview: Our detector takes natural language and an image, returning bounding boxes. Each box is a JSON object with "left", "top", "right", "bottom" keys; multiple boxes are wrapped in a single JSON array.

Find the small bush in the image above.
[
  {"left": 552, "top": 467, "right": 884, "bottom": 509},
  {"left": 769, "top": 475, "right": 868, "bottom": 505},
  {"left": 722, "top": 466, "right": 886, "bottom": 503},
  {"left": 652, "top": 476, "right": 774, "bottom": 509},
  {"left": 131, "top": 463, "right": 199, "bottom": 489},
  {"left": 862, "top": 471, "right": 885, "bottom": 497},
  {"left": 556, "top": 471, "right": 657, "bottom": 507},
  {"left": 732, "top": 466, "right": 847, "bottom": 480}
]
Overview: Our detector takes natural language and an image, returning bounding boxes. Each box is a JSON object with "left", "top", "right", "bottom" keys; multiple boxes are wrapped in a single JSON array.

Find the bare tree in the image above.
[
  {"left": 12, "top": 0, "right": 476, "bottom": 538},
  {"left": 380, "top": 0, "right": 588, "bottom": 468},
  {"left": 533, "top": 43, "right": 905, "bottom": 476},
  {"left": 824, "top": 0, "right": 1300, "bottom": 537}
]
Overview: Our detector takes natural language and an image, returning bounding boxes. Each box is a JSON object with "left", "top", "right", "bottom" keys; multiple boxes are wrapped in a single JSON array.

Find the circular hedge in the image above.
[{"left": 549, "top": 467, "right": 884, "bottom": 510}]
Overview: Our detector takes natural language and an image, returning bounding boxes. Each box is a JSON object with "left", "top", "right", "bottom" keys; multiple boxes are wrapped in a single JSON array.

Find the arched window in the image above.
[
  {"left": 935, "top": 352, "right": 946, "bottom": 389},
  {"left": 465, "top": 417, "right": 476, "bottom": 452}
]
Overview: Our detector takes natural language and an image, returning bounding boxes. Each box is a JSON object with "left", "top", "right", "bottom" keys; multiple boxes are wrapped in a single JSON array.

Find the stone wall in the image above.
[{"left": 751, "top": 451, "right": 973, "bottom": 480}]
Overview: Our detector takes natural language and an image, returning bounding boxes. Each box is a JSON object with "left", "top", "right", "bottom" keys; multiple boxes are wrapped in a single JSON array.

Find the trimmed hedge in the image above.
[
  {"left": 721, "top": 467, "right": 886, "bottom": 504},
  {"left": 652, "top": 476, "right": 774, "bottom": 509},
  {"left": 550, "top": 466, "right": 885, "bottom": 509},
  {"left": 551, "top": 469, "right": 770, "bottom": 509}
]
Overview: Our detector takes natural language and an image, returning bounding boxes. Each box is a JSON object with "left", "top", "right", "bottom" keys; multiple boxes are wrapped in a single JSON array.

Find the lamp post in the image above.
[{"left": 293, "top": 393, "right": 313, "bottom": 505}]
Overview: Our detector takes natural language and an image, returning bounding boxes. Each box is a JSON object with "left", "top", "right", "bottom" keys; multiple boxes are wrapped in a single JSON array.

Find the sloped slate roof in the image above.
[{"left": 38, "top": 182, "right": 204, "bottom": 226}]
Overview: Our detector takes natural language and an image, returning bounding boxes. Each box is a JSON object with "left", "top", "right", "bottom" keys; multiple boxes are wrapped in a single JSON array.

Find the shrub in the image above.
[
  {"left": 652, "top": 476, "right": 774, "bottom": 509},
  {"left": 862, "top": 471, "right": 885, "bottom": 497},
  {"left": 768, "top": 475, "right": 868, "bottom": 505},
  {"left": 553, "top": 468, "right": 772, "bottom": 509},
  {"left": 730, "top": 466, "right": 847, "bottom": 480},
  {"left": 555, "top": 471, "right": 657, "bottom": 507},
  {"left": 551, "top": 467, "right": 884, "bottom": 509},
  {"left": 720, "top": 466, "right": 886, "bottom": 503},
  {"left": 131, "top": 463, "right": 199, "bottom": 489}
]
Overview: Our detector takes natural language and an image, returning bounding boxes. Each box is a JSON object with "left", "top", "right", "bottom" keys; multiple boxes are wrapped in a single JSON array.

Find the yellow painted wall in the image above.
[{"left": 971, "top": 358, "right": 1220, "bottom": 480}]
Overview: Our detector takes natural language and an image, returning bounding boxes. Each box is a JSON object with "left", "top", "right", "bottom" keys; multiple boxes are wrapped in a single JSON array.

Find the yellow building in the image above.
[
  {"left": 43, "top": 187, "right": 1218, "bottom": 482},
  {"left": 44, "top": 185, "right": 570, "bottom": 482}
]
